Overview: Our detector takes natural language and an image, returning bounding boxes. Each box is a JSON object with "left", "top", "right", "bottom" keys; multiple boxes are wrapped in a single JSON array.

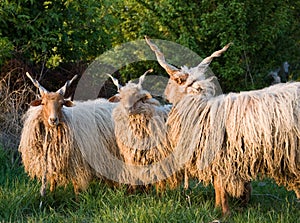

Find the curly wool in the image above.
[
  {"left": 113, "top": 100, "right": 182, "bottom": 190},
  {"left": 19, "top": 106, "right": 93, "bottom": 191},
  {"left": 168, "top": 81, "right": 300, "bottom": 198},
  {"left": 19, "top": 99, "right": 120, "bottom": 192}
]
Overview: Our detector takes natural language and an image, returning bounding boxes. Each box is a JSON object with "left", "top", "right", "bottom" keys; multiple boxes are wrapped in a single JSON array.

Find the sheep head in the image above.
[
  {"left": 108, "top": 69, "right": 158, "bottom": 115},
  {"left": 26, "top": 72, "right": 76, "bottom": 127},
  {"left": 145, "top": 36, "right": 231, "bottom": 104}
]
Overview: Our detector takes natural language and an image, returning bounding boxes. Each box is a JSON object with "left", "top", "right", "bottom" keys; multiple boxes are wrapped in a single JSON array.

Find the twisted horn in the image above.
[
  {"left": 106, "top": 73, "right": 122, "bottom": 92},
  {"left": 138, "top": 68, "right": 153, "bottom": 88},
  {"left": 145, "top": 36, "right": 181, "bottom": 76},
  {"left": 197, "top": 43, "right": 232, "bottom": 72},
  {"left": 57, "top": 74, "right": 78, "bottom": 96},
  {"left": 26, "top": 72, "right": 48, "bottom": 95}
]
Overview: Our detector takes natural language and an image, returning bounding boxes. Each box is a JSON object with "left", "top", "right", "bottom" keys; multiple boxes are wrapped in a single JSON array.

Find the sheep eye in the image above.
[
  {"left": 59, "top": 100, "right": 65, "bottom": 105},
  {"left": 138, "top": 97, "right": 146, "bottom": 103},
  {"left": 186, "top": 82, "right": 194, "bottom": 88}
]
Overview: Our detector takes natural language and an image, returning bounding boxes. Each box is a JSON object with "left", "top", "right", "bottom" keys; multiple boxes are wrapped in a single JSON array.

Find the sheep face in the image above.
[
  {"left": 145, "top": 36, "right": 230, "bottom": 104},
  {"left": 119, "top": 83, "right": 152, "bottom": 115},
  {"left": 26, "top": 72, "right": 76, "bottom": 127},
  {"left": 108, "top": 69, "right": 154, "bottom": 115},
  {"left": 30, "top": 92, "right": 73, "bottom": 127},
  {"left": 164, "top": 75, "right": 218, "bottom": 104},
  {"left": 164, "top": 70, "right": 209, "bottom": 104},
  {"left": 164, "top": 79, "right": 187, "bottom": 104}
]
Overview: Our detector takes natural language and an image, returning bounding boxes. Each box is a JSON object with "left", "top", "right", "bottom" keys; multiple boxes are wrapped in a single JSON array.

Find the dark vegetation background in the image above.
[{"left": 0, "top": 0, "right": 300, "bottom": 149}]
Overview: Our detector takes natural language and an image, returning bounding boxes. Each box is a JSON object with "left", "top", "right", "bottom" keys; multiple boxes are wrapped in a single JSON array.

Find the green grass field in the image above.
[{"left": 0, "top": 148, "right": 299, "bottom": 223}]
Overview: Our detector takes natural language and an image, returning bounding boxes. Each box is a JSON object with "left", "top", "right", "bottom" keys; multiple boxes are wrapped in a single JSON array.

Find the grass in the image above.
[{"left": 0, "top": 148, "right": 299, "bottom": 223}]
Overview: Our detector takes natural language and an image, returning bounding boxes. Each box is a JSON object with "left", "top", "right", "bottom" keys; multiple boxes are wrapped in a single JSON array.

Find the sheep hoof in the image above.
[{"left": 222, "top": 210, "right": 231, "bottom": 217}]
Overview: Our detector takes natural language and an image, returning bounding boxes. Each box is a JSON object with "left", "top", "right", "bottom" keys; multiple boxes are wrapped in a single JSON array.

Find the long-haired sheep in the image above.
[
  {"left": 19, "top": 72, "right": 119, "bottom": 196},
  {"left": 108, "top": 70, "right": 182, "bottom": 193},
  {"left": 146, "top": 36, "right": 300, "bottom": 215}
]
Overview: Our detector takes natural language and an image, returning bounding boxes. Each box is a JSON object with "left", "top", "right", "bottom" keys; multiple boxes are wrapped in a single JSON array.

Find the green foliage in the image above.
[
  {"left": 0, "top": 0, "right": 116, "bottom": 67},
  {"left": 0, "top": 0, "right": 299, "bottom": 90},
  {"left": 0, "top": 36, "right": 13, "bottom": 65},
  {"left": 111, "top": 0, "right": 300, "bottom": 91}
]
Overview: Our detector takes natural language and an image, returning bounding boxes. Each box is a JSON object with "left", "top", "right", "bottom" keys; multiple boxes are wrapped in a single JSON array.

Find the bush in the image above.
[
  {"left": 0, "top": 0, "right": 115, "bottom": 67},
  {"left": 0, "top": 60, "right": 35, "bottom": 150}
]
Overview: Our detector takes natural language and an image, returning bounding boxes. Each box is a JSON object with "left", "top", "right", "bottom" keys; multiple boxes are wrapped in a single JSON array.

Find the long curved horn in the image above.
[
  {"left": 138, "top": 68, "right": 153, "bottom": 89},
  {"left": 145, "top": 36, "right": 181, "bottom": 76},
  {"left": 196, "top": 43, "right": 232, "bottom": 73},
  {"left": 26, "top": 72, "right": 48, "bottom": 95},
  {"left": 57, "top": 74, "right": 78, "bottom": 96},
  {"left": 106, "top": 73, "right": 122, "bottom": 92}
]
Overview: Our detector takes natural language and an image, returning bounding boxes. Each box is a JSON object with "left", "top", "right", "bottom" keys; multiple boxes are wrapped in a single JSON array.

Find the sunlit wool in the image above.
[
  {"left": 110, "top": 71, "right": 182, "bottom": 192},
  {"left": 145, "top": 36, "right": 300, "bottom": 215},
  {"left": 19, "top": 74, "right": 119, "bottom": 195},
  {"left": 169, "top": 80, "right": 300, "bottom": 199}
]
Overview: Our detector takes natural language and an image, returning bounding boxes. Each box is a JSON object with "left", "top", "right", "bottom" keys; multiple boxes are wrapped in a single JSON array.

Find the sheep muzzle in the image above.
[{"left": 48, "top": 116, "right": 59, "bottom": 127}]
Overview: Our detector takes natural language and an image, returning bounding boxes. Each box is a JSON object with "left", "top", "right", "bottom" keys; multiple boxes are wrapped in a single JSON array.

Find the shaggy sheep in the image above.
[
  {"left": 108, "top": 70, "right": 182, "bottom": 193},
  {"left": 145, "top": 36, "right": 300, "bottom": 215},
  {"left": 19, "top": 72, "right": 119, "bottom": 196}
]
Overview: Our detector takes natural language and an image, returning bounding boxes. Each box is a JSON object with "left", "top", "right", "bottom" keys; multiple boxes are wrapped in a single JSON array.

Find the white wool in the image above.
[
  {"left": 111, "top": 80, "right": 182, "bottom": 190},
  {"left": 168, "top": 81, "right": 300, "bottom": 197},
  {"left": 19, "top": 98, "right": 120, "bottom": 193}
]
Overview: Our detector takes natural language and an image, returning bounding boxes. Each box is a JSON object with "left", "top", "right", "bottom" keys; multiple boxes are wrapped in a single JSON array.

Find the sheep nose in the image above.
[{"left": 49, "top": 117, "right": 58, "bottom": 125}]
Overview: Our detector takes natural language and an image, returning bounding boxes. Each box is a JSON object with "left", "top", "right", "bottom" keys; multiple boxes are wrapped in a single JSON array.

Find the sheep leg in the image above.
[
  {"left": 213, "top": 176, "right": 230, "bottom": 216},
  {"left": 72, "top": 180, "right": 79, "bottom": 201},
  {"left": 127, "top": 185, "right": 137, "bottom": 194},
  {"left": 155, "top": 181, "right": 166, "bottom": 196},
  {"left": 239, "top": 181, "right": 252, "bottom": 206},
  {"left": 295, "top": 189, "right": 300, "bottom": 200},
  {"left": 214, "top": 178, "right": 222, "bottom": 208},
  {"left": 155, "top": 183, "right": 160, "bottom": 195},
  {"left": 220, "top": 187, "right": 230, "bottom": 216},
  {"left": 49, "top": 179, "right": 57, "bottom": 192}
]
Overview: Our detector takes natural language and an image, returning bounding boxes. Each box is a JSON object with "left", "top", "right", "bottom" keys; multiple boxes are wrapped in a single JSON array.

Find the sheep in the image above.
[
  {"left": 19, "top": 72, "right": 120, "bottom": 197},
  {"left": 108, "top": 70, "right": 183, "bottom": 193},
  {"left": 145, "top": 36, "right": 300, "bottom": 215}
]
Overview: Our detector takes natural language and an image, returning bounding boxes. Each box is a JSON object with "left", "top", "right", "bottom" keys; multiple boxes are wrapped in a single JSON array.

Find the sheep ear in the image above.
[
  {"left": 63, "top": 100, "right": 74, "bottom": 107},
  {"left": 145, "top": 92, "right": 152, "bottom": 99},
  {"left": 30, "top": 99, "right": 42, "bottom": 106},
  {"left": 138, "top": 69, "right": 153, "bottom": 88},
  {"left": 106, "top": 74, "right": 122, "bottom": 92},
  {"left": 171, "top": 73, "right": 189, "bottom": 85},
  {"left": 140, "top": 90, "right": 152, "bottom": 99},
  {"left": 108, "top": 95, "right": 121, "bottom": 102}
]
